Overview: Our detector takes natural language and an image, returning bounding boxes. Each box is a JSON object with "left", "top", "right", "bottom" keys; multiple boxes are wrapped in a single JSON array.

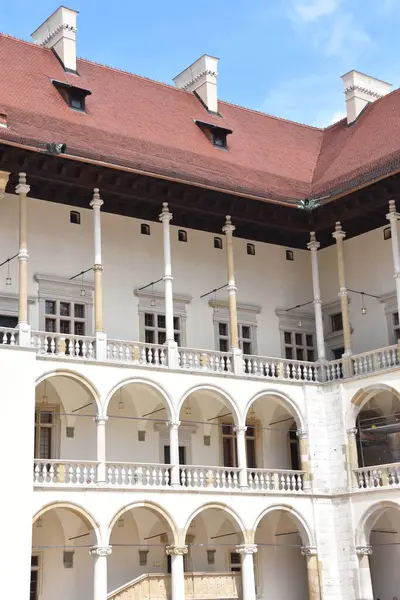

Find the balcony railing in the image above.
[
  {"left": 178, "top": 348, "right": 233, "bottom": 373},
  {"left": 247, "top": 468, "right": 305, "bottom": 492},
  {"left": 31, "top": 331, "right": 96, "bottom": 359},
  {"left": 106, "top": 462, "right": 170, "bottom": 487},
  {"left": 354, "top": 462, "right": 400, "bottom": 489},
  {"left": 0, "top": 326, "right": 18, "bottom": 345},
  {"left": 33, "top": 460, "right": 98, "bottom": 485},
  {"left": 179, "top": 465, "right": 240, "bottom": 489},
  {"left": 107, "top": 339, "right": 167, "bottom": 366}
]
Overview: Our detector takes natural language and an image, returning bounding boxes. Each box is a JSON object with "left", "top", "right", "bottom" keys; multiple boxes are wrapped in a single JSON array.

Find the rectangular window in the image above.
[
  {"left": 44, "top": 300, "right": 86, "bottom": 338},
  {"left": 31, "top": 555, "right": 40, "bottom": 600},
  {"left": 34, "top": 408, "right": 55, "bottom": 459},
  {"left": 144, "top": 312, "right": 181, "bottom": 346},
  {"left": 217, "top": 322, "right": 253, "bottom": 355},
  {"left": 222, "top": 424, "right": 256, "bottom": 469},
  {"left": 229, "top": 552, "right": 241, "bottom": 572},
  {"left": 284, "top": 331, "right": 315, "bottom": 362},
  {"left": 393, "top": 312, "right": 400, "bottom": 342},
  {"left": 331, "top": 312, "right": 343, "bottom": 332}
]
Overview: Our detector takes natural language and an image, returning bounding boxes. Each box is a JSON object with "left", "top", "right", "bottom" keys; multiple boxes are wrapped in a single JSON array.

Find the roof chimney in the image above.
[
  {"left": 31, "top": 6, "right": 78, "bottom": 73},
  {"left": 341, "top": 70, "right": 392, "bottom": 124},
  {"left": 173, "top": 55, "right": 219, "bottom": 114}
]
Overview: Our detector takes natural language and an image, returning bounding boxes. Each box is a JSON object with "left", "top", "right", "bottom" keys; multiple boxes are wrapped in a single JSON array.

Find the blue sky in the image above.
[{"left": 3, "top": 0, "right": 400, "bottom": 127}]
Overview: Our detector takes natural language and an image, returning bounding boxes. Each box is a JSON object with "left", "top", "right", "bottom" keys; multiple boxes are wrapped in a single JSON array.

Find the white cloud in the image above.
[
  {"left": 321, "top": 13, "right": 372, "bottom": 61},
  {"left": 294, "top": 0, "right": 339, "bottom": 22}
]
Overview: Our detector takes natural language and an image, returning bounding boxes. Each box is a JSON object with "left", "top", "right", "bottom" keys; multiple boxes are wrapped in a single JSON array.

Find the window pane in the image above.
[
  {"left": 284, "top": 331, "right": 292, "bottom": 344},
  {"left": 60, "top": 320, "right": 70, "bottom": 334},
  {"left": 307, "top": 350, "right": 315, "bottom": 362},
  {"left": 145, "top": 330, "right": 155, "bottom": 344},
  {"left": 295, "top": 333, "right": 302, "bottom": 346},
  {"left": 173, "top": 316, "right": 180, "bottom": 331},
  {"left": 219, "top": 322, "right": 228, "bottom": 336},
  {"left": 158, "top": 331, "right": 166, "bottom": 345},
  {"left": 242, "top": 341, "right": 252, "bottom": 355},
  {"left": 144, "top": 313, "right": 154, "bottom": 327},
  {"left": 296, "top": 348, "right": 304, "bottom": 360},
  {"left": 45, "top": 318, "right": 56, "bottom": 333},
  {"left": 74, "top": 322, "right": 85, "bottom": 336},
  {"left": 230, "top": 553, "right": 241, "bottom": 565},
  {"left": 306, "top": 334, "right": 314, "bottom": 347},
  {"left": 246, "top": 426, "right": 256, "bottom": 438},
  {"left": 40, "top": 411, "right": 53, "bottom": 424},
  {"left": 241, "top": 325, "right": 251, "bottom": 339},
  {"left": 74, "top": 304, "right": 85, "bottom": 319},
  {"left": 285, "top": 347, "right": 293, "bottom": 359},
  {"left": 45, "top": 300, "right": 56, "bottom": 315},
  {"left": 174, "top": 333, "right": 181, "bottom": 345},
  {"left": 157, "top": 314, "right": 166, "bottom": 329},
  {"left": 331, "top": 313, "right": 343, "bottom": 332},
  {"left": 219, "top": 338, "right": 229, "bottom": 352},
  {"left": 39, "top": 427, "right": 51, "bottom": 459},
  {"left": 246, "top": 438, "right": 256, "bottom": 469},
  {"left": 31, "top": 556, "right": 39, "bottom": 567},
  {"left": 60, "top": 302, "right": 70, "bottom": 316},
  {"left": 394, "top": 312, "right": 399, "bottom": 327}
]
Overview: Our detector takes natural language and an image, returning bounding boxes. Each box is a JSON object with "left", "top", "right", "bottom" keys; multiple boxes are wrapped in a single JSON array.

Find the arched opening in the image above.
[
  {"left": 107, "top": 504, "right": 177, "bottom": 594},
  {"left": 106, "top": 382, "right": 172, "bottom": 485},
  {"left": 32, "top": 504, "right": 98, "bottom": 600},
  {"left": 244, "top": 393, "right": 304, "bottom": 490},
  {"left": 34, "top": 375, "right": 97, "bottom": 484},
  {"left": 184, "top": 506, "right": 245, "bottom": 576},
  {"left": 254, "top": 508, "right": 310, "bottom": 599}
]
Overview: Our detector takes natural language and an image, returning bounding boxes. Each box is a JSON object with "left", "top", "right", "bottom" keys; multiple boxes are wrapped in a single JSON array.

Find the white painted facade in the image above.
[{"left": 1, "top": 181, "right": 400, "bottom": 600}]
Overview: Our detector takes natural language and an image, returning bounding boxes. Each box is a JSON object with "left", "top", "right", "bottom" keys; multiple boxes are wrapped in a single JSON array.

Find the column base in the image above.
[
  {"left": 232, "top": 347, "right": 243, "bottom": 375},
  {"left": 95, "top": 331, "right": 107, "bottom": 361},
  {"left": 166, "top": 340, "right": 178, "bottom": 369},
  {"left": 17, "top": 322, "right": 31, "bottom": 347}
]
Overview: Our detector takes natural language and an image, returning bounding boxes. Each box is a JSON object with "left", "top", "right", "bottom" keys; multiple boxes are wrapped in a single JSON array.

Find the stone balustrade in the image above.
[
  {"left": 107, "top": 339, "right": 167, "bottom": 366},
  {"left": 352, "top": 344, "right": 399, "bottom": 376},
  {"left": 354, "top": 462, "right": 400, "bottom": 489},
  {"left": 180, "top": 465, "right": 240, "bottom": 489},
  {"left": 178, "top": 348, "right": 233, "bottom": 373},
  {"left": 33, "top": 459, "right": 98, "bottom": 485},
  {"left": 106, "top": 462, "right": 170, "bottom": 487},
  {"left": 247, "top": 468, "right": 305, "bottom": 492},
  {"left": 31, "top": 331, "right": 96, "bottom": 359},
  {"left": 0, "top": 326, "right": 18, "bottom": 345},
  {"left": 243, "top": 355, "right": 319, "bottom": 382}
]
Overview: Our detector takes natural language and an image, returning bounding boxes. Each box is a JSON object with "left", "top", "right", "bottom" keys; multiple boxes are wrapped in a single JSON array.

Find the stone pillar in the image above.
[
  {"left": 356, "top": 546, "right": 373, "bottom": 600},
  {"left": 301, "top": 547, "right": 321, "bottom": 600},
  {"left": 90, "top": 545, "right": 112, "bottom": 600},
  {"left": 234, "top": 426, "right": 248, "bottom": 488},
  {"left": 387, "top": 200, "right": 400, "bottom": 319},
  {"left": 297, "top": 430, "right": 311, "bottom": 491},
  {"left": 0, "top": 170, "right": 10, "bottom": 200},
  {"left": 307, "top": 232, "right": 326, "bottom": 362},
  {"left": 90, "top": 188, "right": 107, "bottom": 359},
  {"left": 347, "top": 427, "right": 359, "bottom": 488},
  {"left": 168, "top": 421, "right": 181, "bottom": 487},
  {"left": 236, "top": 544, "right": 257, "bottom": 600},
  {"left": 95, "top": 416, "right": 108, "bottom": 483},
  {"left": 166, "top": 546, "right": 187, "bottom": 600},
  {"left": 159, "top": 202, "right": 178, "bottom": 368},
  {"left": 223, "top": 215, "right": 243, "bottom": 374},
  {"left": 16, "top": 172, "right": 31, "bottom": 346},
  {"left": 332, "top": 221, "right": 352, "bottom": 375}
]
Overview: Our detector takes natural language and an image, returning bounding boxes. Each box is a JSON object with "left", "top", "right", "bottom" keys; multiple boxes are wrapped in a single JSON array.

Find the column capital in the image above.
[
  {"left": 167, "top": 420, "right": 181, "bottom": 429},
  {"left": 165, "top": 545, "right": 188, "bottom": 556},
  {"left": 90, "top": 187, "right": 104, "bottom": 209},
  {"left": 15, "top": 172, "right": 30, "bottom": 195},
  {"left": 387, "top": 199, "right": 400, "bottom": 221},
  {"left": 301, "top": 546, "right": 318, "bottom": 556},
  {"left": 347, "top": 427, "right": 358, "bottom": 436},
  {"left": 332, "top": 221, "right": 346, "bottom": 241},
  {"left": 236, "top": 544, "right": 257, "bottom": 555},
  {"left": 159, "top": 202, "right": 173, "bottom": 222},
  {"left": 296, "top": 429, "right": 308, "bottom": 440},
  {"left": 356, "top": 545, "right": 372, "bottom": 556},
  {"left": 223, "top": 214, "right": 235, "bottom": 234},
  {"left": 307, "top": 231, "right": 320, "bottom": 251},
  {"left": 89, "top": 545, "right": 112, "bottom": 557},
  {"left": 233, "top": 425, "right": 247, "bottom": 434},
  {"left": 95, "top": 416, "right": 109, "bottom": 425}
]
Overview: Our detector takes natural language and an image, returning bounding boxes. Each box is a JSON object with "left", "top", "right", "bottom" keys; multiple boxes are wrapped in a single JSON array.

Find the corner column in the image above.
[
  {"left": 159, "top": 202, "right": 178, "bottom": 368},
  {"left": 234, "top": 426, "right": 248, "bottom": 488},
  {"left": 15, "top": 172, "right": 31, "bottom": 346},
  {"left": 90, "top": 545, "right": 112, "bottom": 600},
  {"left": 386, "top": 200, "right": 400, "bottom": 317},
  {"left": 332, "top": 221, "right": 352, "bottom": 375},
  {"left": 356, "top": 546, "right": 373, "bottom": 600},
  {"left": 223, "top": 215, "right": 243, "bottom": 374},
  {"left": 0, "top": 170, "right": 10, "bottom": 199},
  {"left": 95, "top": 416, "right": 108, "bottom": 483},
  {"left": 301, "top": 546, "right": 321, "bottom": 600},
  {"left": 307, "top": 232, "right": 326, "bottom": 362},
  {"left": 90, "top": 188, "right": 107, "bottom": 359},
  {"left": 166, "top": 545, "right": 187, "bottom": 600},
  {"left": 236, "top": 544, "right": 257, "bottom": 600},
  {"left": 297, "top": 430, "right": 311, "bottom": 491},
  {"left": 168, "top": 421, "right": 181, "bottom": 487},
  {"left": 347, "top": 427, "right": 359, "bottom": 488}
]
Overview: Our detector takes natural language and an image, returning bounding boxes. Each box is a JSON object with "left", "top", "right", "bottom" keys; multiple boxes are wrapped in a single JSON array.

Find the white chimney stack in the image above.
[
  {"left": 173, "top": 54, "right": 219, "bottom": 114},
  {"left": 341, "top": 70, "right": 392, "bottom": 124},
  {"left": 32, "top": 6, "right": 78, "bottom": 73}
]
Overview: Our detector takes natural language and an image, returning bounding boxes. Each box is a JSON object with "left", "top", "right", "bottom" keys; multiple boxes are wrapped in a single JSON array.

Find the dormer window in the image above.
[
  {"left": 52, "top": 80, "right": 91, "bottom": 112},
  {"left": 195, "top": 120, "right": 232, "bottom": 150}
]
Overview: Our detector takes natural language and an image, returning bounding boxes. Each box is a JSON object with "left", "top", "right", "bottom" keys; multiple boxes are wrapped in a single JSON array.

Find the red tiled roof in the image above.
[{"left": 1, "top": 33, "right": 400, "bottom": 204}]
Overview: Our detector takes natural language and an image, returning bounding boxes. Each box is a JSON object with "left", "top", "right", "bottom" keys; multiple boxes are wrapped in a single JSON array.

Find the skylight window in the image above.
[
  {"left": 195, "top": 120, "right": 233, "bottom": 150},
  {"left": 52, "top": 79, "right": 91, "bottom": 112}
]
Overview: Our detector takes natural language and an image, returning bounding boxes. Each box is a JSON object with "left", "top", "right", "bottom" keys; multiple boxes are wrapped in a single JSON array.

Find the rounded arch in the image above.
[
  {"left": 104, "top": 377, "right": 174, "bottom": 419},
  {"left": 252, "top": 504, "right": 313, "bottom": 546},
  {"left": 356, "top": 500, "right": 400, "bottom": 547},
  {"left": 35, "top": 369, "right": 101, "bottom": 415},
  {"left": 347, "top": 383, "right": 400, "bottom": 428},
  {"left": 33, "top": 501, "right": 100, "bottom": 544},
  {"left": 183, "top": 502, "right": 246, "bottom": 540},
  {"left": 245, "top": 390, "right": 305, "bottom": 430},
  {"left": 178, "top": 384, "right": 240, "bottom": 425},
  {"left": 107, "top": 501, "right": 178, "bottom": 545}
]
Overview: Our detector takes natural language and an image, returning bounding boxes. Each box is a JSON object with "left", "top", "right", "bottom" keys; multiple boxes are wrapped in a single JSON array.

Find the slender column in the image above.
[
  {"left": 159, "top": 202, "right": 178, "bottom": 368},
  {"left": 234, "top": 426, "right": 248, "bottom": 488},
  {"left": 0, "top": 170, "right": 10, "bottom": 200},
  {"left": 356, "top": 546, "right": 373, "bottom": 600},
  {"left": 386, "top": 200, "right": 400, "bottom": 317},
  {"left": 15, "top": 172, "right": 31, "bottom": 346},
  {"left": 347, "top": 427, "right": 359, "bottom": 488},
  {"left": 95, "top": 416, "right": 108, "bottom": 483},
  {"left": 332, "top": 222, "right": 352, "bottom": 356},
  {"left": 166, "top": 546, "right": 187, "bottom": 600},
  {"left": 297, "top": 430, "right": 311, "bottom": 491},
  {"left": 301, "top": 547, "right": 321, "bottom": 600},
  {"left": 307, "top": 232, "right": 326, "bottom": 361},
  {"left": 90, "top": 545, "right": 112, "bottom": 600},
  {"left": 236, "top": 545, "right": 257, "bottom": 600},
  {"left": 168, "top": 421, "right": 181, "bottom": 487},
  {"left": 90, "top": 189, "right": 107, "bottom": 360},
  {"left": 223, "top": 215, "right": 239, "bottom": 349}
]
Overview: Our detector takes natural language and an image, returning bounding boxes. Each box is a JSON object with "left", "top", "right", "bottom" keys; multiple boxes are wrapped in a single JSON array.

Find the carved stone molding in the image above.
[
  {"left": 165, "top": 545, "right": 188, "bottom": 556},
  {"left": 356, "top": 546, "right": 372, "bottom": 556},
  {"left": 236, "top": 544, "right": 257, "bottom": 555},
  {"left": 89, "top": 546, "right": 112, "bottom": 557},
  {"left": 301, "top": 546, "right": 318, "bottom": 556}
]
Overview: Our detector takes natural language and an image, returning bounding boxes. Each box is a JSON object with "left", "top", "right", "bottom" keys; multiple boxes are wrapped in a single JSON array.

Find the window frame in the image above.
[
  {"left": 144, "top": 311, "right": 182, "bottom": 346},
  {"left": 136, "top": 290, "right": 191, "bottom": 347},
  {"left": 34, "top": 405, "right": 60, "bottom": 460},
  {"left": 211, "top": 302, "right": 260, "bottom": 356},
  {"left": 276, "top": 309, "right": 316, "bottom": 361},
  {"left": 31, "top": 553, "right": 42, "bottom": 600}
]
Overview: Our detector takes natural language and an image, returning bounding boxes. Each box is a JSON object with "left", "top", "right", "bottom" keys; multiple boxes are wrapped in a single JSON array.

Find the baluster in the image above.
[
  {"left": 226, "top": 471, "right": 232, "bottom": 488},
  {"left": 180, "top": 468, "right": 187, "bottom": 487},
  {"left": 290, "top": 473, "right": 296, "bottom": 491},
  {"left": 232, "top": 471, "right": 239, "bottom": 488},
  {"left": 215, "top": 470, "right": 221, "bottom": 488},
  {"left": 81, "top": 465, "right": 87, "bottom": 484},
  {"left": 226, "top": 357, "right": 232, "bottom": 372},
  {"left": 34, "top": 463, "right": 40, "bottom": 483},
  {"left": 191, "top": 469, "right": 198, "bottom": 488},
  {"left": 107, "top": 467, "right": 113, "bottom": 484},
  {"left": 164, "top": 467, "right": 170, "bottom": 486},
  {"left": 47, "top": 464, "right": 54, "bottom": 484}
]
